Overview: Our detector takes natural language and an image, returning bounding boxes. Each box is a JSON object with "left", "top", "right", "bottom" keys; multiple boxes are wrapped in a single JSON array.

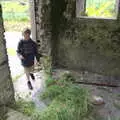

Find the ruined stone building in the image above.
[
  {"left": 0, "top": 0, "right": 120, "bottom": 109},
  {"left": 0, "top": 4, "right": 14, "bottom": 106}
]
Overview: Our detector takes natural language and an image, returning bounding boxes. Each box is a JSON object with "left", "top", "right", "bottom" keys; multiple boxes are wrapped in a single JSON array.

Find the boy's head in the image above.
[{"left": 22, "top": 28, "right": 31, "bottom": 40}]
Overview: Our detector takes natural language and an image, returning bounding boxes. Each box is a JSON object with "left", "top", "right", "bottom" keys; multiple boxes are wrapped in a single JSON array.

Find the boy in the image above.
[{"left": 17, "top": 28, "right": 40, "bottom": 90}]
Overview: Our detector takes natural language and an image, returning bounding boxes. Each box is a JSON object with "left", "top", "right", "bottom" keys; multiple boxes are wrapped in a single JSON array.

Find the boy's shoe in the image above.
[
  {"left": 30, "top": 73, "right": 35, "bottom": 80},
  {"left": 27, "top": 81, "right": 33, "bottom": 90}
]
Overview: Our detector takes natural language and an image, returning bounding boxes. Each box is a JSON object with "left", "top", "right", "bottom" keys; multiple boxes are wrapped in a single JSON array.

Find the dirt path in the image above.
[
  {"left": 13, "top": 70, "right": 47, "bottom": 110},
  {"left": 5, "top": 32, "right": 24, "bottom": 78}
]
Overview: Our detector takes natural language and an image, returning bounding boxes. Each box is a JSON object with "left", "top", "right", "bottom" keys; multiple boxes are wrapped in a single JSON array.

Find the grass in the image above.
[
  {"left": 13, "top": 72, "right": 91, "bottom": 120},
  {"left": 1, "top": 1, "right": 30, "bottom": 32},
  {"left": 14, "top": 99, "right": 36, "bottom": 117},
  {"left": 32, "top": 73, "right": 91, "bottom": 120},
  {"left": 32, "top": 87, "right": 89, "bottom": 120},
  {"left": 11, "top": 72, "right": 120, "bottom": 120},
  {"left": 45, "top": 76, "right": 56, "bottom": 87}
]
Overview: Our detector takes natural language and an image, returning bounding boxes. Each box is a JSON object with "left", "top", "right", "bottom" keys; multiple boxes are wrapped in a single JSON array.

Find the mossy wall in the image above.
[{"left": 51, "top": 0, "right": 120, "bottom": 76}]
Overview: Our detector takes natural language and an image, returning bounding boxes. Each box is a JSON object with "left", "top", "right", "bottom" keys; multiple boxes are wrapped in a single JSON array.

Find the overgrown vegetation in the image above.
[
  {"left": 31, "top": 72, "right": 91, "bottom": 120},
  {"left": 12, "top": 70, "right": 120, "bottom": 120},
  {"left": 1, "top": 1, "right": 29, "bottom": 21},
  {"left": 13, "top": 71, "right": 91, "bottom": 120},
  {"left": 1, "top": 1, "right": 30, "bottom": 31},
  {"left": 86, "top": 0, "right": 117, "bottom": 18},
  {"left": 14, "top": 99, "right": 36, "bottom": 116}
]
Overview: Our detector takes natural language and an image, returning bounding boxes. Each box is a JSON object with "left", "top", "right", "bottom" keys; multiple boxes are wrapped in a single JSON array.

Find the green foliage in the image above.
[
  {"left": 57, "top": 85, "right": 89, "bottom": 118},
  {"left": 1, "top": 1, "right": 30, "bottom": 31},
  {"left": 45, "top": 76, "right": 56, "bottom": 87},
  {"left": 15, "top": 99, "right": 35, "bottom": 116},
  {"left": 41, "top": 72, "right": 75, "bottom": 100},
  {"left": 1, "top": 1, "right": 30, "bottom": 22},
  {"left": 32, "top": 84, "right": 89, "bottom": 120},
  {"left": 41, "top": 84, "right": 64, "bottom": 100},
  {"left": 86, "top": 0, "right": 116, "bottom": 18},
  {"left": 35, "top": 74, "right": 90, "bottom": 120},
  {"left": 60, "top": 71, "right": 76, "bottom": 82}
]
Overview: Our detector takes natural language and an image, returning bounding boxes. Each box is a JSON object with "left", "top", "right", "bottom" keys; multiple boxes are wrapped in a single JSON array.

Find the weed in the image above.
[
  {"left": 45, "top": 76, "right": 56, "bottom": 87},
  {"left": 15, "top": 99, "right": 35, "bottom": 116},
  {"left": 36, "top": 74, "right": 90, "bottom": 120},
  {"left": 41, "top": 84, "right": 64, "bottom": 100}
]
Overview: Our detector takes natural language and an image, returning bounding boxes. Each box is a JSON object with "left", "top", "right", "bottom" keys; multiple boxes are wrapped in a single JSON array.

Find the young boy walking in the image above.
[{"left": 17, "top": 28, "right": 40, "bottom": 90}]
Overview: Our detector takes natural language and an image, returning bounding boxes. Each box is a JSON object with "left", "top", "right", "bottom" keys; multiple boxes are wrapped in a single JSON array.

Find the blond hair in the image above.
[{"left": 22, "top": 28, "right": 31, "bottom": 35}]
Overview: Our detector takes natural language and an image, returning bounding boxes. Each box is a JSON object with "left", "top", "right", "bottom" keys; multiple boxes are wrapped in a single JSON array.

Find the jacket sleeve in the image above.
[{"left": 17, "top": 40, "right": 23, "bottom": 55}]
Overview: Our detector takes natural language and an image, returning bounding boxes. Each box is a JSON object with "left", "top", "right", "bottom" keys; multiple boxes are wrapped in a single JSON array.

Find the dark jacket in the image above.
[{"left": 17, "top": 39, "right": 40, "bottom": 67}]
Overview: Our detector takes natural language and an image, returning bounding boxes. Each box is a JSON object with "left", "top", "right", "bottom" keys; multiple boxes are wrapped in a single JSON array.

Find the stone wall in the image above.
[
  {"left": 50, "top": 0, "right": 120, "bottom": 77},
  {"left": 34, "top": 0, "right": 120, "bottom": 84},
  {"left": 35, "top": 0, "right": 52, "bottom": 56},
  {"left": 0, "top": 4, "right": 14, "bottom": 106}
]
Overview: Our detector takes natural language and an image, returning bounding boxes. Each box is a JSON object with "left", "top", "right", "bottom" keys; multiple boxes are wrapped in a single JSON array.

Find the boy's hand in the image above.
[{"left": 19, "top": 55, "right": 24, "bottom": 60}]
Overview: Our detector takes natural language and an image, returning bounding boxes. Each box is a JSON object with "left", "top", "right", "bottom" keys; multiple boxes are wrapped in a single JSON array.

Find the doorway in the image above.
[
  {"left": 1, "top": 0, "right": 45, "bottom": 104},
  {"left": 1, "top": 0, "right": 31, "bottom": 80}
]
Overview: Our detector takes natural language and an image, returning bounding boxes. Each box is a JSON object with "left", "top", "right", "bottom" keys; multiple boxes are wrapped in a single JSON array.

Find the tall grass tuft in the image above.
[{"left": 32, "top": 74, "right": 90, "bottom": 120}]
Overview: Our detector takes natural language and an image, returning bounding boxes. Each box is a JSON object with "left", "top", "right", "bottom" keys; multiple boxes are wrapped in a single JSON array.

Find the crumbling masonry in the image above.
[{"left": 0, "top": 4, "right": 14, "bottom": 106}]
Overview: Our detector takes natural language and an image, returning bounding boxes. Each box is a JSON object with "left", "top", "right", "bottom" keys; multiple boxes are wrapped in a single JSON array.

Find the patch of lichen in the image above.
[
  {"left": 54, "top": 1, "right": 120, "bottom": 75},
  {"left": 59, "top": 1, "right": 120, "bottom": 58},
  {"left": 76, "top": 20, "right": 120, "bottom": 57},
  {"left": 60, "top": 16, "right": 120, "bottom": 58}
]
